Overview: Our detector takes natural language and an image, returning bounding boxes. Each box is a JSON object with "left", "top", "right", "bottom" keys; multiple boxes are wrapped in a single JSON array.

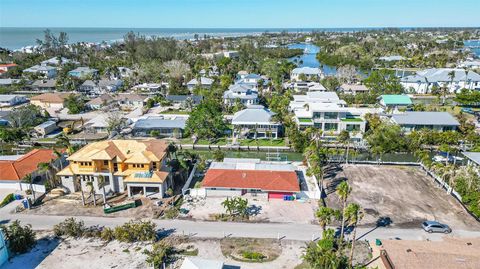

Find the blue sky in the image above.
[{"left": 1, "top": 0, "right": 479, "bottom": 28}]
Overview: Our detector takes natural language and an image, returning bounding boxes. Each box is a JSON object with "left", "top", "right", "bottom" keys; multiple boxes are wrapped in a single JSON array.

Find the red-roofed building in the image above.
[
  {"left": 0, "top": 63, "right": 18, "bottom": 74},
  {"left": 202, "top": 165, "right": 300, "bottom": 199},
  {"left": 0, "top": 149, "right": 59, "bottom": 190}
]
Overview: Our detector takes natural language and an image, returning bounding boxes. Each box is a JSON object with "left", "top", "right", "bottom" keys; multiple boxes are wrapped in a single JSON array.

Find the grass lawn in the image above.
[
  {"left": 178, "top": 138, "right": 229, "bottom": 145},
  {"left": 239, "top": 139, "right": 286, "bottom": 147},
  {"left": 220, "top": 238, "right": 281, "bottom": 263}
]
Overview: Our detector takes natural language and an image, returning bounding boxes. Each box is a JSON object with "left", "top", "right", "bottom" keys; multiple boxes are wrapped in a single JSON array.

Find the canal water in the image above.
[
  {"left": 287, "top": 43, "right": 337, "bottom": 75},
  {"left": 464, "top": 40, "right": 480, "bottom": 57}
]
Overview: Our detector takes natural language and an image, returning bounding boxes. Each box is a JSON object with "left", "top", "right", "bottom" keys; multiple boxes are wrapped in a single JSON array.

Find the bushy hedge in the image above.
[
  {"left": 1, "top": 220, "right": 36, "bottom": 254},
  {"left": 53, "top": 218, "right": 157, "bottom": 243},
  {"left": 241, "top": 250, "right": 266, "bottom": 261},
  {"left": 0, "top": 193, "right": 14, "bottom": 207}
]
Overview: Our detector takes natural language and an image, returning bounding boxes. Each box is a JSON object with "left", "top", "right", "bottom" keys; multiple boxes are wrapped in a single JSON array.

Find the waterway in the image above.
[
  {"left": 464, "top": 40, "right": 480, "bottom": 57},
  {"left": 287, "top": 43, "right": 337, "bottom": 75}
]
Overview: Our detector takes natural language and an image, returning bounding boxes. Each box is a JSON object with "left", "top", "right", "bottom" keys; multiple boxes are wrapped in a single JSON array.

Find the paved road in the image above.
[{"left": 2, "top": 201, "right": 480, "bottom": 242}]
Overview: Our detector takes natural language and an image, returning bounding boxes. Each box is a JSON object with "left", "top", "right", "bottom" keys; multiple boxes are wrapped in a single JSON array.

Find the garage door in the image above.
[{"left": 268, "top": 192, "right": 292, "bottom": 199}]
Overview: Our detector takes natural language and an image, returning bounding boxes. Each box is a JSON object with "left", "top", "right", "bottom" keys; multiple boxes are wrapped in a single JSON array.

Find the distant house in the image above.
[
  {"left": 378, "top": 55, "right": 406, "bottom": 62},
  {"left": 83, "top": 114, "right": 124, "bottom": 135},
  {"left": 391, "top": 112, "right": 460, "bottom": 133},
  {"left": 287, "top": 81, "right": 327, "bottom": 92},
  {"left": 186, "top": 77, "right": 214, "bottom": 90},
  {"left": 132, "top": 83, "right": 167, "bottom": 93},
  {"left": 0, "top": 95, "right": 27, "bottom": 107},
  {"left": 33, "top": 120, "right": 58, "bottom": 138},
  {"left": 41, "top": 57, "right": 79, "bottom": 66},
  {"left": 0, "top": 79, "right": 21, "bottom": 87},
  {"left": 132, "top": 116, "right": 186, "bottom": 138},
  {"left": 31, "top": 79, "right": 57, "bottom": 91},
  {"left": 80, "top": 79, "right": 123, "bottom": 96},
  {"left": 165, "top": 95, "right": 203, "bottom": 106},
  {"left": 116, "top": 67, "right": 133, "bottom": 79},
  {"left": 232, "top": 105, "right": 281, "bottom": 139},
  {"left": 291, "top": 67, "right": 322, "bottom": 81},
  {"left": 23, "top": 65, "right": 57, "bottom": 79},
  {"left": 0, "top": 63, "right": 18, "bottom": 75},
  {"left": 458, "top": 60, "right": 480, "bottom": 69},
  {"left": 339, "top": 84, "right": 369, "bottom": 95},
  {"left": 30, "top": 92, "right": 71, "bottom": 109},
  {"left": 68, "top": 67, "right": 98, "bottom": 78},
  {"left": 86, "top": 94, "right": 115, "bottom": 110},
  {"left": 114, "top": 93, "right": 148, "bottom": 109},
  {"left": 379, "top": 95, "right": 413, "bottom": 109},
  {"left": 235, "top": 73, "right": 264, "bottom": 87},
  {"left": 223, "top": 84, "right": 258, "bottom": 106},
  {"left": 0, "top": 111, "right": 11, "bottom": 126},
  {"left": 0, "top": 149, "right": 60, "bottom": 190},
  {"left": 202, "top": 158, "right": 300, "bottom": 199},
  {"left": 400, "top": 68, "right": 480, "bottom": 94}
]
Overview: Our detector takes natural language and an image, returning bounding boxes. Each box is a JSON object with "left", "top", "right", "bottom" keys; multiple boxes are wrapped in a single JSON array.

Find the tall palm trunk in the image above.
[
  {"left": 349, "top": 222, "right": 358, "bottom": 267},
  {"left": 340, "top": 199, "right": 347, "bottom": 242},
  {"left": 30, "top": 182, "right": 36, "bottom": 205}
]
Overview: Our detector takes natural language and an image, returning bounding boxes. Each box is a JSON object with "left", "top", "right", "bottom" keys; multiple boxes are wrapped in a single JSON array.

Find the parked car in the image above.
[{"left": 422, "top": 221, "right": 451, "bottom": 233}]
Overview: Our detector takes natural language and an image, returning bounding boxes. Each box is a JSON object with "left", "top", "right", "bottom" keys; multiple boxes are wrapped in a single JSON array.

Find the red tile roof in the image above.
[
  {"left": 0, "top": 149, "right": 57, "bottom": 181},
  {"left": 0, "top": 63, "right": 18, "bottom": 68},
  {"left": 202, "top": 169, "right": 299, "bottom": 192}
]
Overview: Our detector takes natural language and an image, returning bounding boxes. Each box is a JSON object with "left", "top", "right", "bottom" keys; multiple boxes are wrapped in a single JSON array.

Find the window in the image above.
[
  {"left": 103, "top": 160, "right": 108, "bottom": 166},
  {"left": 113, "top": 163, "right": 118, "bottom": 172},
  {"left": 324, "top": 112, "right": 338, "bottom": 119},
  {"left": 312, "top": 112, "right": 321, "bottom": 119},
  {"left": 152, "top": 162, "right": 157, "bottom": 170},
  {"left": 346, "top": 124, "right": 360, "bottom": 132},
  {"left": 324, "top": 123, "right": 338, "bottom": 131}
]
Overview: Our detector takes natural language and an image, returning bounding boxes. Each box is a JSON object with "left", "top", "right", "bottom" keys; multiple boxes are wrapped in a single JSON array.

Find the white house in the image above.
[
  {"left": 400, "top": 68, "right": 480, "bottom": 94},
  {"left": 0, "top": 95, "right": 27, "bottom": 107},
  {"left": 290, "top": 67, "right": 323, "bottom": 81},
  {"left": 23, "top": 65, "right": 57, "bottom": 78},
  {"left": 223, "top": 84, "right": 258, "bottom": 106},
  {"left": 80, "top": 79, "right": 123, "bottom": 96},
  {"left": 390, "top": 112, "right": 460, "bottom": 133},
  {"left": 186, "top": 77, "right": 214, "bottom": 90},
  {"left": 231, "top": 105, "right": 281, "bottom": 139},
  {"left": 41, "top": 57, "right": 79, "bottom": 66}
]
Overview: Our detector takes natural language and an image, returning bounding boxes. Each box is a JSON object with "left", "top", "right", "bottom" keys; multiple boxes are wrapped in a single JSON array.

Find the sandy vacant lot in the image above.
[
  {"left": 325, "top": 164, "right": 480, "bottom": 230},
  {"left": 3, "top": 233, "right": 306, "bottom": 269},
  {"left": 185, "top": 197, "right": 317, "bottom": 224}
]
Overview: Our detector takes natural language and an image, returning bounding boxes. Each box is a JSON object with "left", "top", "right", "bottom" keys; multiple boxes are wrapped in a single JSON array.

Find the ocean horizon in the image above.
[{"left": 0, "top": 26, "right": 445, "bottom": 50}]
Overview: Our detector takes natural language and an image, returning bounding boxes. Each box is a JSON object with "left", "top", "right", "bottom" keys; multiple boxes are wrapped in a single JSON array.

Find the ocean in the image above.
[{"left": 0, "top": 27, "right": 391, "bottom": 50}]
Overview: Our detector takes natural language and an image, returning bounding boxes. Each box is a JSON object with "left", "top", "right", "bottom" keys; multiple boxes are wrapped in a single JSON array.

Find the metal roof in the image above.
[
  {"left": 401, "top": 68, "right": 480, "bottom": 83},
  {"left": 391, "top": 112, "right": 460, "bottom": 126},
  {"left": 232, "top": 105, "right": 276, "bottom": 125},
  {"left": 462, "top": 152, "right": 480, "bottom": 166},
  {"left": 133, "top": 117, "right": 186, "bottom": 129},
  {"left": 380, "top": 95, "right": 413, "bottom": 105}
]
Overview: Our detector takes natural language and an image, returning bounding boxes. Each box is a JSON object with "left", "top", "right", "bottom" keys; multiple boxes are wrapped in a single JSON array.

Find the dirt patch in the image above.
[
  {"left": 220, "top": 237, "right": 282, "bottom": 263},
  {"left": 324, "top": 164, "right": 480, "bottom": 230},
  {"left": 186, "top": 197, "right": 317, "bottom": 224}
]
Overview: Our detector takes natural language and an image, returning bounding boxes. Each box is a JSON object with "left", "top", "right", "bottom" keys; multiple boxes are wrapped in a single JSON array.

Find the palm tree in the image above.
[
  {"left": 97, "top": 175, "right": 107, "bottom": 205},
  {"left": 86, "top": 181, "right": 96, "bottom": 206},
  {"left": 345, "top": 203, "right": 364, "bottom": 267},
  {"left": 37, "top": 162, "right": 51, "bottom": 188},
  {"left": 316, "top": 206, "right": 339, "bottom": 231},
  {"left": 336, "top": 181, "right": 352, "bottom": 243},
  {"left": 167, "top": 142, "right": 178, "bottom": 161},
  {"left": 53, "top": 149, "right": 64, "bottom": 170},
  {"left": 22, "top": 174, "right": 36, "bottom": 204}
]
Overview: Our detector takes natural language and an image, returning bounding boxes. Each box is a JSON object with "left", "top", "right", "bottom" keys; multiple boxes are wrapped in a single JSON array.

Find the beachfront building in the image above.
[
  {"left": 400, "top": 68, "right": 480, "bottom": 94},
  {"left": 57, "top": 139, "right": 173, "bottom": 198},
  {"left": 23, "top": 65, "right": 57, "bottom": 79},
  {"left": 390, "top": 112, "right": 460, "bottom": 133},
  {"left": 0, "top": 95, "right": 27, "bottom": 107},
  {"left": 223, "top": 84, "right": 259, "bottom": 106},
  {"left": 290, "top": 67, "right": 322, "bottom": 81},
  {"left": 68, "top": 67, "right": 98, "bottom": 79},
  {"left": 202, "top": 158, "right": 300, "bottom": 199},
  {"left": 231, "top": 105, "right": 281, "bottom": 139}
]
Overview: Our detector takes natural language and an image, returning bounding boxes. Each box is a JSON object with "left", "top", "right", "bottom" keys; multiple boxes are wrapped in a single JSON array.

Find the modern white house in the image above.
[
  {"left": 132, "top": 83, "right": 168, "bottom": 93},
  {"left": 41, "top": 57, "right": 79, "bottom": 66},
  {"left": 290, "top": 67, "right": 323, "bottom": 81},
  {"left": 400, "top": 68, "right": 480, "bottom": 94},
  {"left": 0, "top": 95, "right": 27, "bottom": 107},
  {"left": 390, "top": 112, "right": 460, "bottom": 133},
  {"left": 223, "top": 84, "right": 259, "bottom": 106},
  {"left": 285, "top": 81, "right": 327, "bottom": 92},
  {"left": 290, "top": 92, "right": 379, "bottom": 140},
  {"left": 186, "top": 77, "right": 214, "bottom": 90},
  {"left": 23, "top": 65, "right": 57, "bottom": 78},
  {"left": 339, "top": 84, "right": 369, "bottom": 95},
  {"left": 231, "top": 105, "right": 281, "bottom": 139}
]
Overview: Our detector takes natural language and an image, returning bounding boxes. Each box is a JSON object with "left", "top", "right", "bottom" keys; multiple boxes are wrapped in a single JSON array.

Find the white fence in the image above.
[
  {"left": 0, "top": 182, "right": 46, "bottom": 193},
  {"left": 188, "top": 188, "right": 206, "bottom": 198}
]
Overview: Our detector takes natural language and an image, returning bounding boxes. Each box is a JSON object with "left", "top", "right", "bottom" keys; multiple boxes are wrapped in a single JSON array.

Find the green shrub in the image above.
[
  {"left": 0, "top": 193, "right": 14, "bottom": 207},
  {"left": 100, "top": 227, "right": 115, "bottom": 242},
  {"left": 163, "top": 207, "right": 179, "bottom": 219},
  {"left": 144, "top": 241, "right": 175, "bottom": 268},
  {"left": 241, "top": 250, "right": 266, "bottom": 261},
  {"left": 1, "top": 220, "right": 36, "bottom": 254},
  {"left": 53, "top": 218, "right": 85, "bottom": 237},
  {"left": 113, "top": 220, "right": 157, "bottom": 243}
]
